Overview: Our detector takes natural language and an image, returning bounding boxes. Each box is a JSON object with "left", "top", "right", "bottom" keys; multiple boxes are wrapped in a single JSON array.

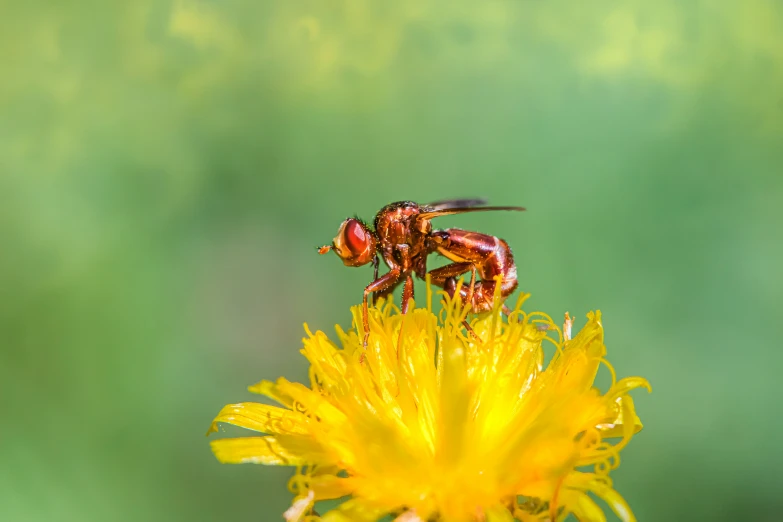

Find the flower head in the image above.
[{"left": 208, "top": 281, "right": 650, "bottom": 521}]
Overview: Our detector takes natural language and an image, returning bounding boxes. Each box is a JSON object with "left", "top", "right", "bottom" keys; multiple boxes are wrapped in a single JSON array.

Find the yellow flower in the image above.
[{"left": 208, "top": 281, "right": 651, "bottom": 522}]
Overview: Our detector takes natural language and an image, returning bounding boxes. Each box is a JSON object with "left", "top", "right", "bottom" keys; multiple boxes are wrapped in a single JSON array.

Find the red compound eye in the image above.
[{"left": 343, "top": 219, "right": 368, "bottom": 256}]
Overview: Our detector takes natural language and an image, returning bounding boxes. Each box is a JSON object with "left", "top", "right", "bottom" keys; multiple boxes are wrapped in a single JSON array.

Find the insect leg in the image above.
[
  {"left": 465, "top": 265, "right": 477, "bottom": 310},
  {"left": 363, "top": 269, "right": 401, "bottom": 347},
  {"left": 370, "top": 255, "right": 391, "bottom": 305},
  {"left": 427, "top": 262, "right": 483, "bottom": 341},
  {"left": 432, "top": 228, "right": 518, "bottom": 313},
  {"left": 400, "top": 274, "right": 414, "bottom": 314},
  {"left": 428, "top": 261, "right": 476, "bottom": 305},
  {"left": 396, "top": 275, "right": 416, "bottom": 360},
  {"left": 372, "top": 283, "right": 399, "bottom": 305},
  {"left": 427, "top": 262, "right": 473, "bottom": 287}
]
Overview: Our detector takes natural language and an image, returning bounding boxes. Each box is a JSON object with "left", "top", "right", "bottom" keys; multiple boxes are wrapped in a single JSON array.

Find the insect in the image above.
[{"left": 318, "top": 199, "right": 525, "bottom": 346}]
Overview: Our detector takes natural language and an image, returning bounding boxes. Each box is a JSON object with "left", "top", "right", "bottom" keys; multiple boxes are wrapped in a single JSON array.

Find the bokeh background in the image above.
[{"left": 2, "top": 1, "right": 782, "bottom": 521}]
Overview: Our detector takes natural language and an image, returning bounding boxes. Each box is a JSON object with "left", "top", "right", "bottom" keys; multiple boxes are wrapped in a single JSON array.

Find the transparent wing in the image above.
[
  {"left": 417, "top": 205, "right": 525, "bottom": 221},
  {"left": 425, "top": 198, "right": 488, "bottom": 210}
]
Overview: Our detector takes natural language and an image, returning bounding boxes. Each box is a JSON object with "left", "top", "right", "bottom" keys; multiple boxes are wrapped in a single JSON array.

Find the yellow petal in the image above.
[
  {"left": 309, "top": 474, "right": 355, "bottom": 500},
  {"left": 321, "top": 499, "right": 388, "bottom": 522},
  {"left": 301, "top": 327, "right": 348, "bottom": 386},
  {"left": 210, "top": 436, "right": 309, "bottom": 465},
  {"left": 567, "top": 491, "right": 607, "bottom": 522},
  {"left": 591, "top": 483, "right": 637, "bottom": 522},
  {"left": 597, "top": 395, "right": 644, "bottom": 438},
  {"left": 608, "top": 375, "right": 652, "bottom": 399},
  {"left": 436, "top": 334, "right": 470, "bottom": 464},
  {"left": 247, "top": 379, "right": 294, "bottom": 407},
  {"left": 275, "top": 378, "right": 348, "bottom": 426},
  {"left": 485, "top": 504, "right": 515, "bottom": 522},
  {"left": 207, "top": 402, "right": 310, "bottom": 436}
]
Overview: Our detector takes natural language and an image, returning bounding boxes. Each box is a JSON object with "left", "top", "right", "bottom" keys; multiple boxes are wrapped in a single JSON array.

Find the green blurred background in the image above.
[{"left": 1, "top": 1, "right": 781, "bottom": 521}]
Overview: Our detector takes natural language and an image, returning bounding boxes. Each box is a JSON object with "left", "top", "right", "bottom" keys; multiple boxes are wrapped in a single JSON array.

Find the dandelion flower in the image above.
[{"left": 208, "top": 282, "right": 651, "bottom": 521}]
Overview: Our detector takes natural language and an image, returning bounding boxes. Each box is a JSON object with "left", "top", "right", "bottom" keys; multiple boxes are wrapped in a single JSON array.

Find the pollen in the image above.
[{"left": 208, "top": 279, "right": 651, "bottom": 521}]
